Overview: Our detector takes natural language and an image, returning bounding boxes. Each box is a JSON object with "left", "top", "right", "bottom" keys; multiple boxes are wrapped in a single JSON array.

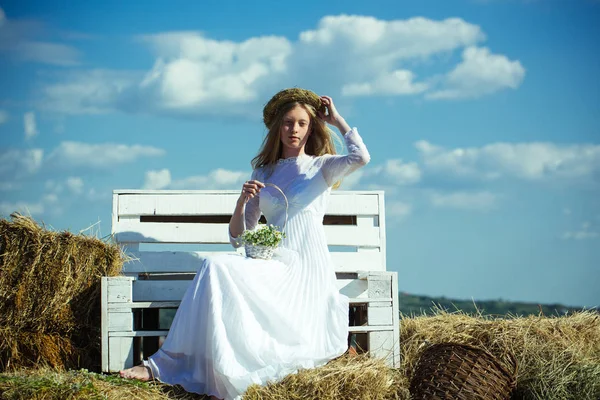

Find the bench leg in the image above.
[
  {"left": 368, "top": 330, "right": 395, "bottom": 365},
  {"left": 109, "top": 337, "right": 134, "bottom": 372}
]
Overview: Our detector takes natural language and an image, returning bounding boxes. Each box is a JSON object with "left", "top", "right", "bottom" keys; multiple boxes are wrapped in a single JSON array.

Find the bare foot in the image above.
[{"left": 119, "top": 365, "right": 153, "bottom": 381}]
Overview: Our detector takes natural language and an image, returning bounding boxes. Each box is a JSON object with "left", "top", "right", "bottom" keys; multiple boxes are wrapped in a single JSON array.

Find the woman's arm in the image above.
[
  {"left": 318, "top": 96, "right": 371, "bottom": 186},
  {"left": 229, "top": 172, "right": 264, "bottom": 248}
]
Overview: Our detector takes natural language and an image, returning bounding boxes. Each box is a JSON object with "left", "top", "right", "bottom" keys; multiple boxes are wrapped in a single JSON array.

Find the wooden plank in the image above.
[
  {"left": 367, "top": 305, "right": 393, "bottom": 326},
  {"left": 369, "top": 331, "right": 395, "bottom": 364},
  {"left": 107, "top": 312, "right": 133, "bottom": 332},
  {"left": 108, "top": 337, "right": 134, "bottom": 372},
  {"left": 331, "top": 252, "right": 385, "bottom": 272},
  {"left": 106, "top": 297, "right": 393, "bottom": 312},
  {"left": 111, "top": 326, "right": 394, "bottom": 337},
  {"left": 101, "top": 278, "right": 109, "bottom": 372},
  {"left": 368, "top": 273, "right": 392, "bottom": 298},
  {"left": 118, "top": 193, "right": 240, "bottom": 217},
  {"left": 129, "top": 278, "right": 368, "bottom": 302},
  {"left": 118, "top": 250, "right": 384, "bottom": 274},
  {"left": 114, "top": 189, "right": 384, "bottom": 195},
  {"left": 349, "top": 326, "right": 394, "bottom": 333},
  {"left": 111, "top": 193, "right": 119, "bottom": 235},
  {"left": 391, "top": 271, "right": 401, "bottom": 368},
  {"left": 114, "top": 221, "right": 228, "bottom": 244},
  {"left": 122, "top": 251, "right": 229, "bottom": 274},
  {"left": 111, "top": 330, "right": 169, "bottom": 337},
  {"left": 114, "top": 221, "right": 381, "bottom": 247},
  {"left": 106, "top": 277, "right": 133, "bottom": 303},
  {"left": 116, "top": 191, "right": 381, "bottom": 217},
  {"left": 378, "top": 193, "right": 387, "bottom": 273}
]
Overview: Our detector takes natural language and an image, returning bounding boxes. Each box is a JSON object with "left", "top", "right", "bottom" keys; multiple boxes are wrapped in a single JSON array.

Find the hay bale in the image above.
[
  {"left": 244, "top": 311, "right": 598, "bottom": 399},
  {"left": 244, "top": 354, "right": 409, "bottom": 400},
  {"left": 0, "top": 213, "right": 124, "bottom": 372},
  {"left": 401, "top": 310, "right": 600, "bottom": 400}
]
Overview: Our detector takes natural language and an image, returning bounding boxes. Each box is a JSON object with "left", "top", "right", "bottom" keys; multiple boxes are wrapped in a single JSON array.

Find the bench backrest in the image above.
[{"left": 112, "top": 189, "right": 386, "bottom": 275}]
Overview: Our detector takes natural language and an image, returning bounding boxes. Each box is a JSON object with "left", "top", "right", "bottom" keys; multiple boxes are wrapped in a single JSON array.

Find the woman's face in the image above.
[{"left": 279, "top": 104, "right": 311, "bottom": 154}]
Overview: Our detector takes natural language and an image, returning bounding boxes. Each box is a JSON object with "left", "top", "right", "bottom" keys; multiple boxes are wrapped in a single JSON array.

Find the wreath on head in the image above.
[{"left": 263, "top": 88, "right": 325, "bottom": 129}]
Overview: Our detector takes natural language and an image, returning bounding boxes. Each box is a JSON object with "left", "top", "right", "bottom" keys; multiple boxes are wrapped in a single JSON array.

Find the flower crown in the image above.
[{"left": 262, "top": 88, "right": 325, "bottom": 129}]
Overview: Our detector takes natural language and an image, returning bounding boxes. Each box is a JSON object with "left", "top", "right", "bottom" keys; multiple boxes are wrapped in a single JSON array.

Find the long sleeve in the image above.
[
  {"left": 320, "top": 127, "right": 370, "bottom": 187},
  {"left": 229, "top": 168, "right": 263, "bottom": 248}
]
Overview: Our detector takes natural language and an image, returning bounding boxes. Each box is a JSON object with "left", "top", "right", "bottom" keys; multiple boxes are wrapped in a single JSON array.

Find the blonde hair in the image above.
[{"left": 251, "top": 102, "right": 343, "bottom": 188}]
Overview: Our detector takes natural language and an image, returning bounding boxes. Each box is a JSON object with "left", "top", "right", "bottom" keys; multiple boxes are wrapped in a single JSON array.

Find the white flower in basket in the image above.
[
  {"left": 241, "top": 224, "right": 286, "bottom": 260},
  {"left": 241, "top": 183, "right": 288, "bottom": 260}
]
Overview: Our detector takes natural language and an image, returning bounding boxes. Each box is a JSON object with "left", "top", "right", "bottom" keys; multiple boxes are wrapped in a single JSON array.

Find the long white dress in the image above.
[{"left": 145, "top": 128, "right": 370, "bottom": 399}]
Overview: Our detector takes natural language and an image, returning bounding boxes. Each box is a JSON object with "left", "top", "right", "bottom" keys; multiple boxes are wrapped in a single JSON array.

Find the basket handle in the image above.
[{"left": 242, "top": 182, "right": 288, "bottom": 234}]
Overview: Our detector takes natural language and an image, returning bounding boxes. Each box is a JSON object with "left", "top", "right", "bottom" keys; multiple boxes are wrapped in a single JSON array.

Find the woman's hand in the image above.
[
  {"left": 318, "top": 96, "right": 350, "bottom": 133},
  {"left": 239, "top": 180, "right": 265, "bottom": 204}
]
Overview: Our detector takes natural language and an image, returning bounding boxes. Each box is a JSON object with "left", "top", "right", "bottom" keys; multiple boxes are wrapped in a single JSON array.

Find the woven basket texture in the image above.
[
  {"left": 409, "top": 342, "right": 517, "bottom": 400},
  {"left": 245, "top": 244, "right": 275, "bottom": 260}
]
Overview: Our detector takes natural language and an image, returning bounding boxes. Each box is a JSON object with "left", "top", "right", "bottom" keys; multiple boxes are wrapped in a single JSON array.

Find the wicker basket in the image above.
[
  {"left": 243, "top": 183, "right": 288, "bottom": 261},
  {"left": 409, "top": 342, "right": 517, "bottom": 400},
  {"left": 245, "top": 244, "right": 276, "bottom": 260}
]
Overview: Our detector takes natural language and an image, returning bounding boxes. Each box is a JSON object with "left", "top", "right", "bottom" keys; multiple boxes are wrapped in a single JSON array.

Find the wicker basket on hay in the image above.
[{"left": 409, "top": 342, "right": 518, "bottom": 400}]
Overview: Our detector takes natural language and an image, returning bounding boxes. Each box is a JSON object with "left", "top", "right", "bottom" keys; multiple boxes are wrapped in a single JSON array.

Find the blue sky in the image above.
[{"left": 1, "top": 0, "right": 599, "bottom": 308}]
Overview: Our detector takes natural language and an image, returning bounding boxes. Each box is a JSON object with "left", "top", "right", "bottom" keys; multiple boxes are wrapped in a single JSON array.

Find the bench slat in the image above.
[
  {"left": 114, "top": 221, "right": 382, "bottom": 247},
  {"left": 128, "top": 278, "right": 373, "bottom": 302},
  {"left": 120, "top": 251, "right": 384, "bottom": 274},
  {"left": 116, "top": 191, "right": 381, "bottom": 217},
  {"left": 109, "top": 326, "right": 393, "bottom": 337},
  {"left": 106, "top": 297, "right": 393, "bottom": 311}
]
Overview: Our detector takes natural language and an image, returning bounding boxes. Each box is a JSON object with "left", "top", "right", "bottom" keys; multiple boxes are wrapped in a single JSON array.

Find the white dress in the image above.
[{"left": 146, "top": 128, "right": 370, "bottom": 399}]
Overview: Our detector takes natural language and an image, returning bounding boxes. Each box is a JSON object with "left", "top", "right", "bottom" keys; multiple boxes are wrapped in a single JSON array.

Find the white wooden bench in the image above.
[{"left": 101, "top": 189, "right": 400, "bottom": 373}]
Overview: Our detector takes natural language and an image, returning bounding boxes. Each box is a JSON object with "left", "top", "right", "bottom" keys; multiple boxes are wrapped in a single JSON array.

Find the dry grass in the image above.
[
  {"left": 0, "top": 213, "right": 598, "bottom": 399},
  {"left": 0, "top": 213, "right": 123, "bottom": 372},
  {"left": 0, "top": 368, "right": 208, "bottom": 400},
  {"left": 244, "top": 354, "right": 408, "bottom": 400},
  {"left": 0, "top": 312, "right": 598, "bottom": 399}
]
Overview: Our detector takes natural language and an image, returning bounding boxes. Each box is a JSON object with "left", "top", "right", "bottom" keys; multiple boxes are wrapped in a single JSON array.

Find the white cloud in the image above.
[
  {"left": 387, "top": 201, "right": 412, "bottom": 218},
  {"left": 171, "top": 168, "right": 248, "bottom": 189},
  {"left": 39, "top": 15, "right": 520, "bottom": 115},
  {"left": 0, "top": 149, "right": 44, "bottom": 178},
  {"left": 137, "top": 33, "right": 291, "bottom": 110},
  {"left": 45, "top": 179, "right": 63, "bottom": 194},
  {"left": 366, "top": 159, "right": 422, "bottom": 185},
  {"left": 47, "top": 142, "right": 165, "bottom": 169},
  {"left": 143, "top": 169, "right": 171, "bottom": 189},
  {"left": 342, "top": 70, "right": 429, "bottom": 96},
  {"left": 430, "top": 190, "right": 497, "bottom": 211},
  {"left": 416, "top": 140, "right": 600, "bottom": 183},
  {"left": 0, "top": 182, "right": 19, "bottom": 191},
  {"left": 427, "top": 46, "right": 525, "bottom": 100},
  {"left": 24, "top": 111, "right": 38, "bottom": 139},
  {"left": 43, "top": 193, "right": 59, "bottom": 203},
  {"left": 0, "top": 11, "right": 81, "bottom": 66},
  {"left": 15, "top": 41, "right": 80, "bottom": 66},
  {"left": 299, "top": 15, "right": 484, "bottom": 61},
  {"left": 41, "top": 69, "right": 138, "bottom": 114},
  {"left": 0, "top": 201, "right": 44, "bottom": 216},
  {"left": 66, "top": 177, "right": 84, "bottom": 194},
  {"left": 562, "top": 221, "right": 599, "bottom": 240},
  {"left": 383, "top": 159, "right": 422, "bottom": 184},
  {"left": 339, "top": 170, "right": 363, "bottom": 189},
  {"left": 0, "top": 110, "right": 8, "bottom": 124}
]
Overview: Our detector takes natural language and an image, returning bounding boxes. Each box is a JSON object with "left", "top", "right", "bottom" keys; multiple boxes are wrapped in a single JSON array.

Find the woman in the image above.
[{"left": 120, "top": 88, "right": 370, "bottom": 400}]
